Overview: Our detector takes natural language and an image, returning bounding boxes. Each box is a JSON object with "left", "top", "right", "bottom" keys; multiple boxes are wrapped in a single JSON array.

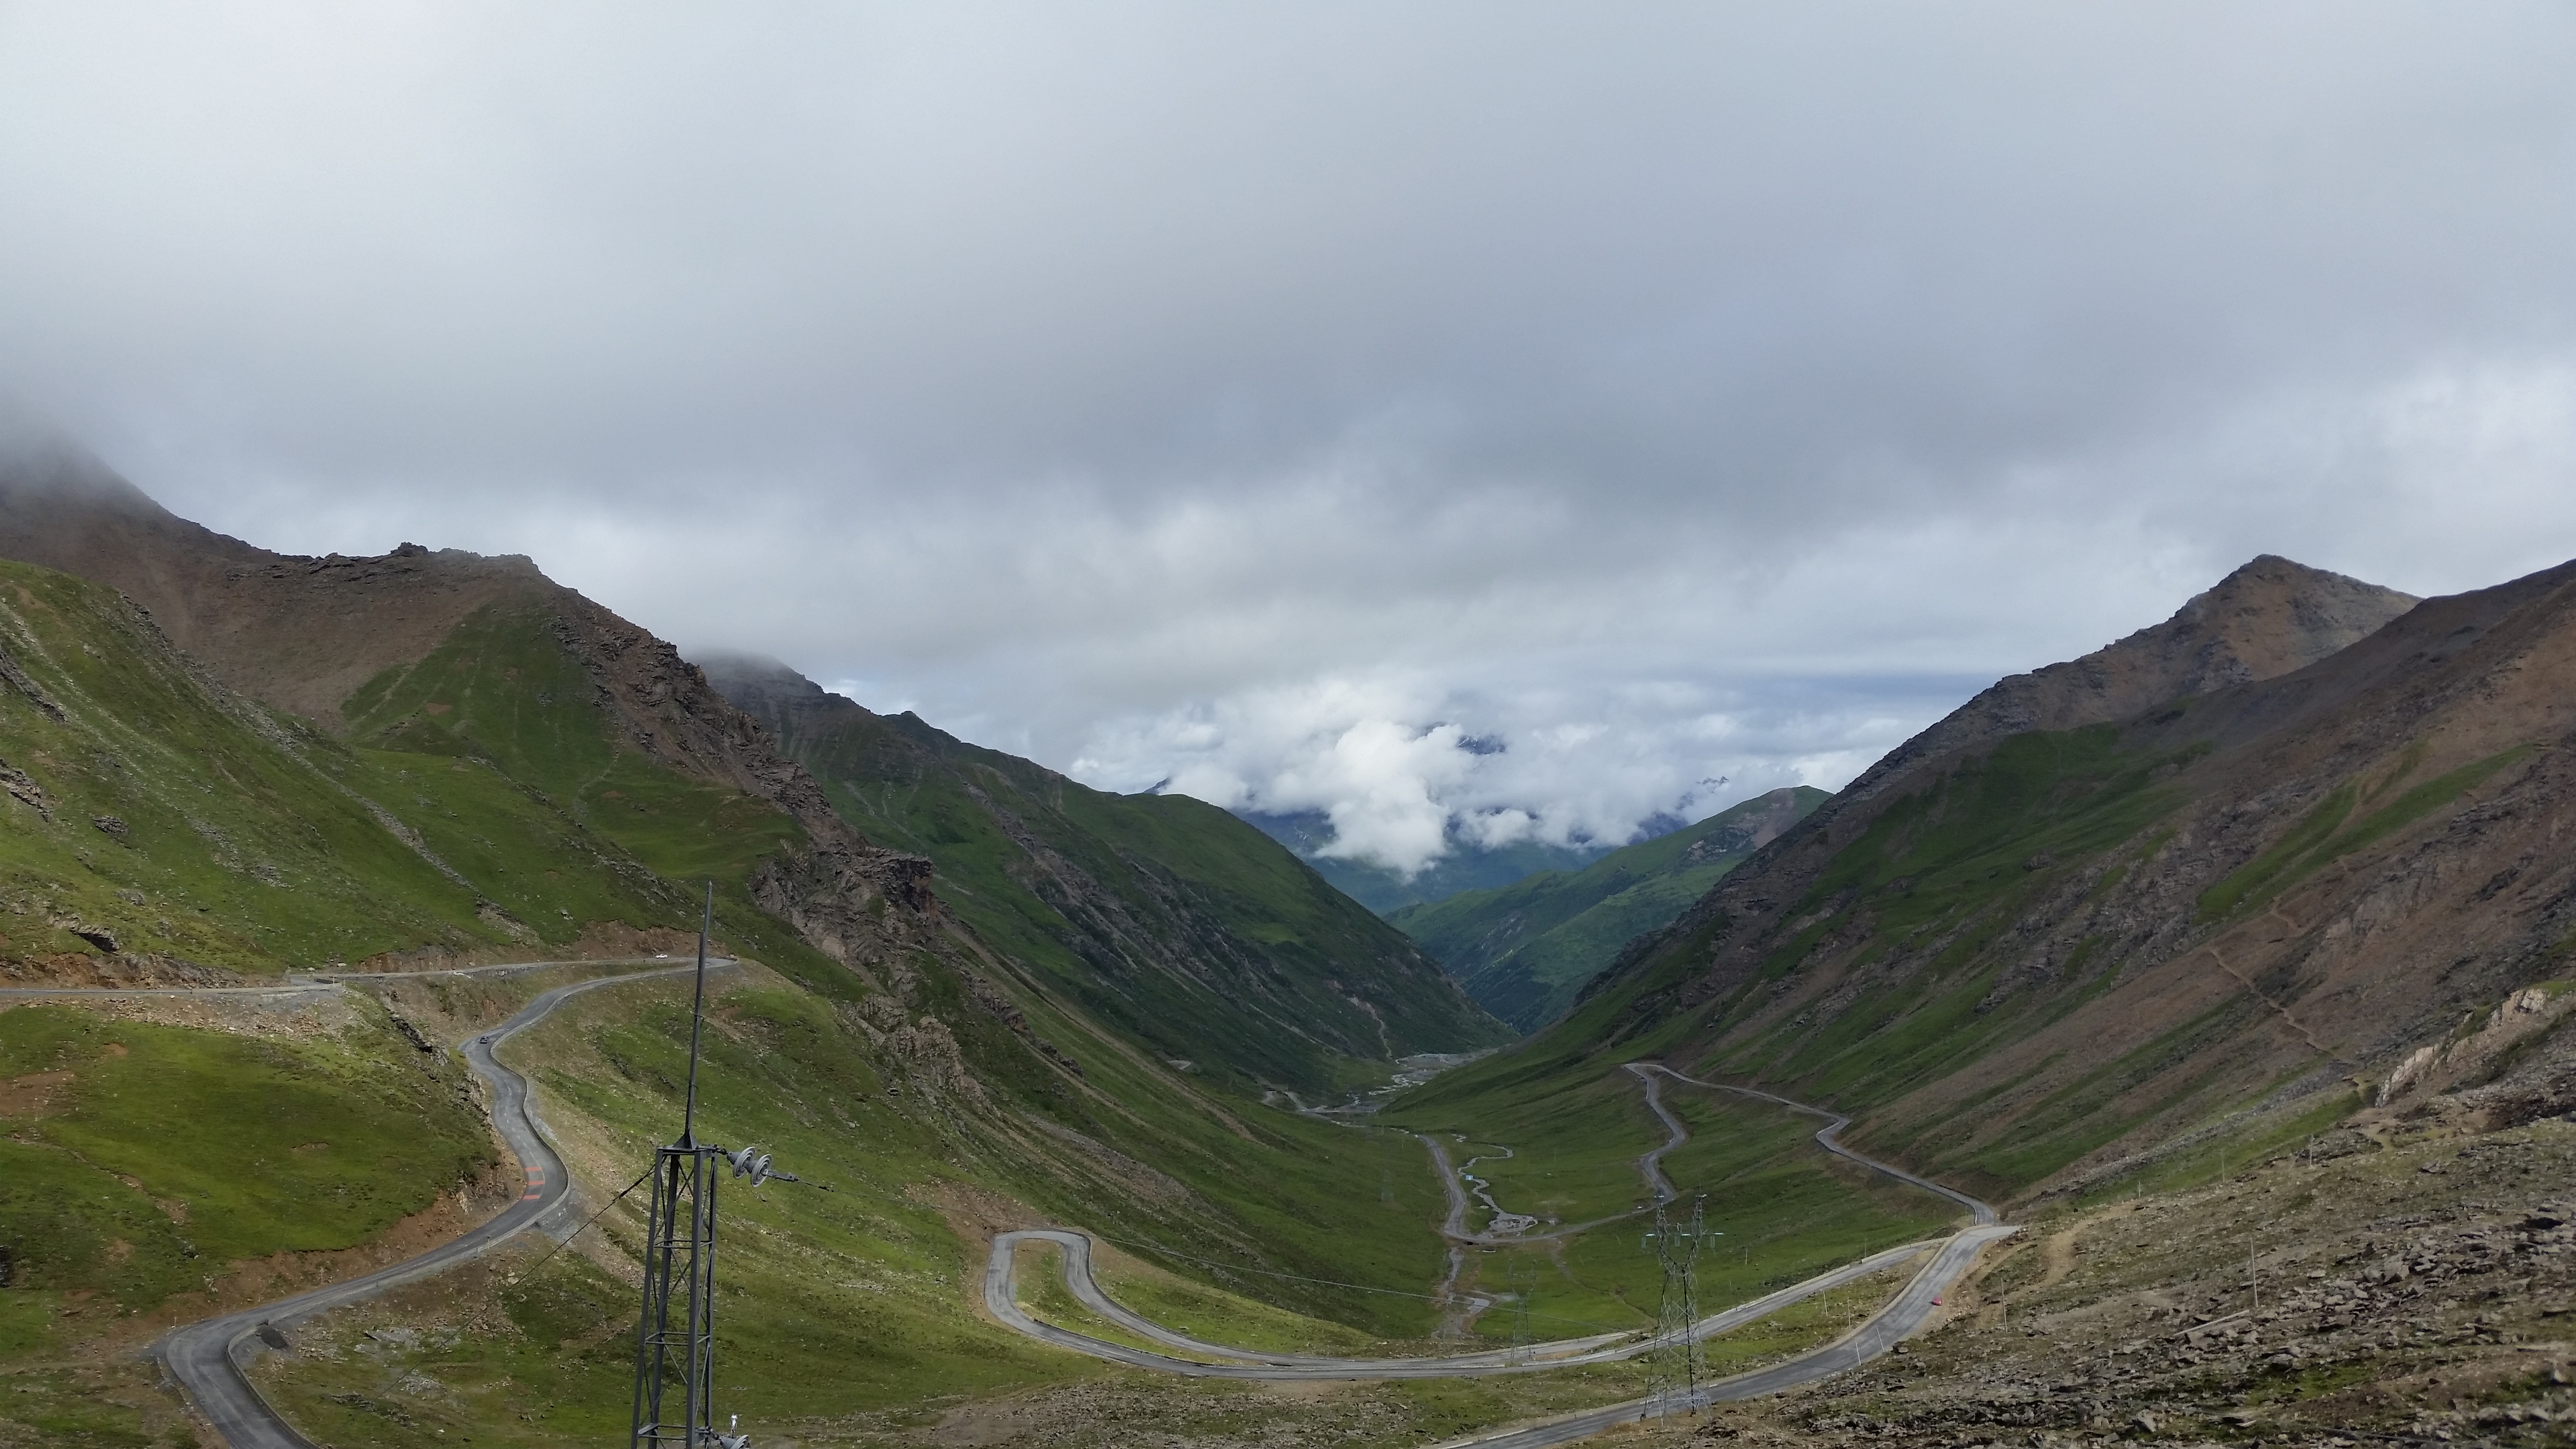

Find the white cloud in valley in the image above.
[{"left": 3, "top": 3, "right": 2574, "bottom": 873}]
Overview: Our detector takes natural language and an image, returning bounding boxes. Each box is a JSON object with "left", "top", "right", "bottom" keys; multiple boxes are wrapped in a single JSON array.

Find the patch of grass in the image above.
[
  {"left": 1384, "top": 1065, "right": 1950, "bottom": 1338},
  {"left": 0, "top": 1288, "right": 54, "bottom": 1358},
  {"left": 0, "top": 1005, "right": 493, "bottom": 1311},
  {"left": 2071, "top": 1086, "right": 2364, "bottom": 1209},
  {"left": 2199, "top": 745, "right": 2533, "bottom": 921},
  {"left": 0, "top": 1365, "right": 177, "bottom": 1449},
  {"left": 1088, "top": 1250, "right": 1380, "bottom": 1355}
]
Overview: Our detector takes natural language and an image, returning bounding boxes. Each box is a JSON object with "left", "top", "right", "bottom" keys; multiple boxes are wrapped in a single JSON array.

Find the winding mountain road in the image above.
[
  {"left": 988, "top": 1061, "right": 2013, "bottom": 1448},
  {"left": 1628, "top": 1063, "right": 1998, "bottom": 1226},
  {"left": 9, "top": 960, "right": 733, "bottom": 1449},
  {"left": 21, "top": 968, "right": 2005, "bottom": 1449}
]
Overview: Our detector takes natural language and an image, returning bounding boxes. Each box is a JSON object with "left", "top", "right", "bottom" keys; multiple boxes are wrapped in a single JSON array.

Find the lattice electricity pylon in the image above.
[
  {"left": 1505, "top": 1257, "right": 1537, "bottom": 1366},
  {"left": 1641, "top": 1196, "right": 1716, "bottom": 1418},
  {"left": 631, "top": 1138, "right": 724, "bottom": 1449},
  {"left": 629, "top": 884, "right": 789, "bottom": 1449}
]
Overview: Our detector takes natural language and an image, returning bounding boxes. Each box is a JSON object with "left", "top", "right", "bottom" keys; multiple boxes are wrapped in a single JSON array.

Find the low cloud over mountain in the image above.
[{"left": 4, "top": 5, "right": 2574, "bottom": 874}]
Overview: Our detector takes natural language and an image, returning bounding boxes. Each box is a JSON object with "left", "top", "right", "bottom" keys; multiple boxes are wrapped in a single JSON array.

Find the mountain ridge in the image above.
[
  {"left": 700, "top": 651, "right": 1510, "bottom": 1088},
  {"left": 1413, "top": 550, "right": 2549, "bottom": 1207},
  {"left": 1390, "top": 785, "right": 1830, "bottom": 1031}
]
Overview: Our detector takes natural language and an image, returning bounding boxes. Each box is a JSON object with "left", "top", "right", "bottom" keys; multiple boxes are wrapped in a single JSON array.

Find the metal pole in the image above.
[
  {"left": 629, "top": 1150, "right": 673, "bottom": 1438},
  {"left": 681, "top": 1151, "right": 706, "bottom": 1442},
  {"left": 681, "top": 881, "right": 713, "bottom": 1148}
]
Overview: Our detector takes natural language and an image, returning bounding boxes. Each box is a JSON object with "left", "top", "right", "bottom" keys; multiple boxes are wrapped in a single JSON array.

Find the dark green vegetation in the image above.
[
  {"left": 1392, "top": 788, "right": 1830, "bottom": 1030},
  {"left": 702, "top": 656, "right": 1509, "bottom": 1094},
  {"left": 1239, "top": 808, "right": 1612, "bottom": 916},
  {"left": 0, "top": 1003, "right": 491, "bottom": 1320}
]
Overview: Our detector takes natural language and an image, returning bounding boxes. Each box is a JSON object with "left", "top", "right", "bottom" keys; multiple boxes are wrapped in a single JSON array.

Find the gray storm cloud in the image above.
[{"left": 3, "top": 3, "right": 2574, "bottom": 872}]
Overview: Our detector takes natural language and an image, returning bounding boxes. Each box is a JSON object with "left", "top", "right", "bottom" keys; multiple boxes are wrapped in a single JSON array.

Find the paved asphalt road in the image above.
[
  {"left": 1635, "top": 1063, "right": 1999, "bottom": 1227},
  {"left": 987, "top": 1061, "right": 2016, "bottom": 1448},
  {"left": 134, "top": 960, "right": 729, "bottom": 1449},
  {"left": 53, "top": 968, "right": 2000, "bottom": 1449}
]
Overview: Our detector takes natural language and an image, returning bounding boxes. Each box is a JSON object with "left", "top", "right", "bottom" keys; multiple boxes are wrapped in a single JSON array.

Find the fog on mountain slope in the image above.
[
  {"left": 1392, "top": 785, "right": 1830, "bottom": 1032},
  {"left": 1235, "top": 806, "right": 1616, "bottom": 916}
]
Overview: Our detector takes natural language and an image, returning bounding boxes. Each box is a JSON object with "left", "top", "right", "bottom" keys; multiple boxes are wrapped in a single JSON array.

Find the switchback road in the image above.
[
  {"left": 987, "top": 1061, "right": 2013, "bottom": 1448},
  {"left": 107, "top": 960, "right": 732, "bottom": 1449}
]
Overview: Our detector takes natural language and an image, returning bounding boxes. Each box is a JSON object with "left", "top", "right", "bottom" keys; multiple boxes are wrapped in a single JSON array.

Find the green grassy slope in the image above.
[
  {"left": 701, "top": 657, "right": 1510, "bottom": 1092},
  {"left": 0, "top": 562, "right": 657, "bottom": 973},
  {"left": 1397, "top": 725, "right": 2222, "bottom": 1193},
  {"left": 1390, "top": 788, "right": 1830, "bottom": 1030},
  {"left": 1378, "top": 1057, "right": 1955, "bottom": 1342},
  {"left": 1399, "top": 556, "right": 2576, "bottom": 1216},
  {"left": 0, "top": 562, "right": 1496, "bottom": 1444},
  {"left": 0, "top": 560, "right": 837, "bottom": 984},
  {"left": 239, "top": 964, "right": 1472, "bottom": 1449},
  {"left": 0, "top": 1002, "right": 493, "bottom": 1320}
]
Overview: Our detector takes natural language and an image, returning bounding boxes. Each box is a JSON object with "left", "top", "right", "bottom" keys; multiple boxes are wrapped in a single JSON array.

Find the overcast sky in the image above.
[{"left": 5, "top": 4, "right": 2575, "bottom": 873}]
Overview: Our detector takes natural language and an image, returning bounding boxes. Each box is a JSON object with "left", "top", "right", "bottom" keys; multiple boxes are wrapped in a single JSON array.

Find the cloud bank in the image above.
[{"left": 3, "top": 3, "right": 2573, "bottom": 872}]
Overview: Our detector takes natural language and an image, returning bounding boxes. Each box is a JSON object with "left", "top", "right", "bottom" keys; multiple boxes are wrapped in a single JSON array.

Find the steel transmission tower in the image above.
[
  {"left": 629, "top": 885, "right": 795, "bottom": 1449},
  {"left": 1505, "top": 1257, "right": 1537, "bottom": 1366},
  {"left": 1642, "top": 1197, "right": 1713, "bottom": 1417}
]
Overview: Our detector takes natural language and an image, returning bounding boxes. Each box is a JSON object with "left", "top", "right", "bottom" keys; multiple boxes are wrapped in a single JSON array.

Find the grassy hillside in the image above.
[
  {"left": 1390, "top": 787, "right": 1828, "bottom": 1030},
  {"left": 701, "top": 657, "right": 1511, "bottom": 1092},
  {"left": 0, "top": 1000, "right": 493, "bottom": 1319},
  {"left": 1376, "top": 1059, "right": 1957, "bottom": 1341},
  {"left": 1402, "top": 556, "right": 2576, "bottom": 1213},
  {"left": 0, "top": 555, "right": 1544, "bottom": 1447},
  {"left": 0, "top": 562, "right": 677, "bottom": 974}
]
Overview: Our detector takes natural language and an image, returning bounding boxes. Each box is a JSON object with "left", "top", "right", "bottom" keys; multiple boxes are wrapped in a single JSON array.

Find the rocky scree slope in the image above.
[
  {"left": 1407, "top": 554, "right": 2576, "bottom": 1208},
  {"left": 1390, "top": 785, "right": 1828, "bottom": 1032},
  {"left": 700, "top": 653, "right": 1510, "bottom": 1092}
]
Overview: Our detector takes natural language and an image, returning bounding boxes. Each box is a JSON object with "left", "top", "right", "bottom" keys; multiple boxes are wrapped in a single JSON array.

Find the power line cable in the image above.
[{"left": 507, "top": 1166, "right": 655, "bottom": 1285}]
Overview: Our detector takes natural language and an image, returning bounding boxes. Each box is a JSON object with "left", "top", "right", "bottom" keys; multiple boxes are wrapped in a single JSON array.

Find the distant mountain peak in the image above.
[
  {"left": 1843, "top": 554, "right": 2417, "bottom": 804},
  {"left": 0, "top": 428, "right": 167, "bottom": 516}
]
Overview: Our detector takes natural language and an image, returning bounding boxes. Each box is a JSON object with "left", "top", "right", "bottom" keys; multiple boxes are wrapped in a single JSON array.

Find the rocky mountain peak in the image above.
[
  {"left": 2155, "top": 553, "right": 2423, "bottom": 692},
  {"left": 1842, "top": 554, "right": 2417, "bottom": 804}
]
